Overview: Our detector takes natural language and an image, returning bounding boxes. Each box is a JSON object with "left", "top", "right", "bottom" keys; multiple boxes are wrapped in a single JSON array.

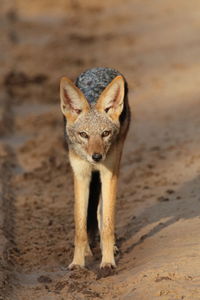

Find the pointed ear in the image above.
[
  {"left": 95, "top": 75, "right": 125, "bottom": 121},
  {"left": 60, "top": 77, "right": 90, "bottom": 123}
]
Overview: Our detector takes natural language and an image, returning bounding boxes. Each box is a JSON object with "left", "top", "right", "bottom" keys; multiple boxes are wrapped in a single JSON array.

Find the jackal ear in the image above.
[
  {"left": 96, "top": 75, "right": 125, "bottom": 121},
  {"left": 60, "top": 77, "right": 89, "bottom": 123}
]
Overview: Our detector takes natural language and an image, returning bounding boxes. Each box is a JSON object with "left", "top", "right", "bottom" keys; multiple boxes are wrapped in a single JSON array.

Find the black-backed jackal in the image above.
[{"left": 60, "top": 67, "right": 130, "bottom": 269}]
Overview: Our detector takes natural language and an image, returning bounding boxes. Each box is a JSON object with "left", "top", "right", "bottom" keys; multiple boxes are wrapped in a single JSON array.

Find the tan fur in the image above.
[
  {"left": 68, "top": 150, "right": 92, "bottom": 268},
  {"left": 96, "top": 75, "right": 125, "bottom": 121},
  {"left": 60, "top": 77, "right": 90, "bottom": 124},
  {"left": 87, "top": 135, "right": 104, "bottom": 158},
  {"left": 60, "top": 75, "right": 130, "bottom": 269},
  {"left": 96, "top": 128, "right": 128, "bottom": 269}
]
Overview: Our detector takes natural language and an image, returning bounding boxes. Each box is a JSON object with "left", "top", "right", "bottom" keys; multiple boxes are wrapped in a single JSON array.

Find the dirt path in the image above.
[{"left": 1, "top": 0, "right": 200, "bottom": 299}]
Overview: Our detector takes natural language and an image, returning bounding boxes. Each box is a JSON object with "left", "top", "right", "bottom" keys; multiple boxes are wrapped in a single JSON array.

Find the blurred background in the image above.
[{"left": 1, "top": 0, "right": 200, "bottom": 299}]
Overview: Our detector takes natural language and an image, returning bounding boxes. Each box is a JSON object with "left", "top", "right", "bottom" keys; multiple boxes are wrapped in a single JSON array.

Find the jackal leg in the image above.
[
  {"left": 99, "top": 142, "right": 125, "bottom": 268},
  {"left": 97, "top": 196, "right": 102, "bottom": 233},
  {"left": 68, "top": 174, "right": 91, "bottom": 269},
  {"left": 100, "top": 170, "right": 118, "bottom": 268}
]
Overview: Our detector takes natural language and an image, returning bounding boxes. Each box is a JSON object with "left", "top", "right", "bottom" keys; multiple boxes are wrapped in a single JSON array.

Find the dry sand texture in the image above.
[{"left": 0, "top": 0, "right": 200, "bottom": 299}]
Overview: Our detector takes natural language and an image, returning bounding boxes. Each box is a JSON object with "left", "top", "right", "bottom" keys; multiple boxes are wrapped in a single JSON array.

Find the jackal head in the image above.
[{"left": 60, "top": 75, "right": 125, "bottom": 163}]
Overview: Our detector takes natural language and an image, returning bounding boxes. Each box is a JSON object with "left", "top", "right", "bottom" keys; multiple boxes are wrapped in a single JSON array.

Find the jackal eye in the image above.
[
  {"left": 79, "top": 131, "right": 89, "bottom": 139},
  {"left": 102, "top": 130, "right": 111, "bottom": 138}
]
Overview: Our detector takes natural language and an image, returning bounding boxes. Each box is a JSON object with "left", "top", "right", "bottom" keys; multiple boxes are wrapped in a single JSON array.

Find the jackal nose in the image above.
[{"left": 92, "top": 153, "right": 102, "bottom": 162}]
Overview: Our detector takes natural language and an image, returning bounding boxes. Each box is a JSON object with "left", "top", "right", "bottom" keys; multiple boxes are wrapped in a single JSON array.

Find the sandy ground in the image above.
[{"left": 0, "top": 0, "right": 200, "bottom": 299}]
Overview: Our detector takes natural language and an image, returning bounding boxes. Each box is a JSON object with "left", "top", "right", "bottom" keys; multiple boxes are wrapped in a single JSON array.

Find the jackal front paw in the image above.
[
  {"left": 97, "top": 262, "right": 116, "bottom": 278},
  {"left": 100, "top": 261, "right": 116, "bottom": 269},
  {"left": 68, "top": 262, "right": 85, "bottom": 270}
]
